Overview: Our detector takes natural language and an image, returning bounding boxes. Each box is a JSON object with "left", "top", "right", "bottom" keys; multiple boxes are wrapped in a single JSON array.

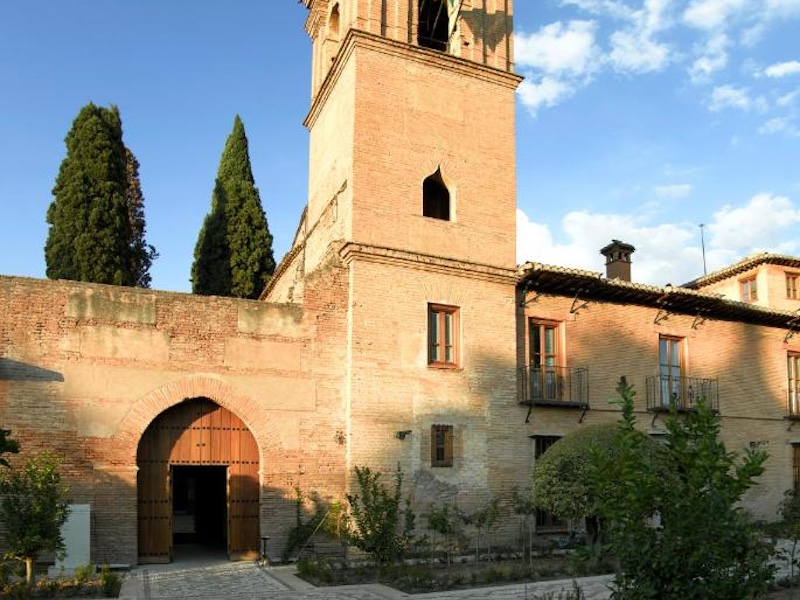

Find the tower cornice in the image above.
[{"left": 304, "top": 28, "right": 523, "bottom": 130}]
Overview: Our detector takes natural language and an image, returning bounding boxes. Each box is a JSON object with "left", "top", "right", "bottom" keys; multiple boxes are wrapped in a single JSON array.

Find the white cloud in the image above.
[
  {"left": 605, "top": 0, "right": 673, "bottom": 74},
  {"left": 777, "top": 90, "right": 800, "bottom": 106},
  {"left": 517, "top": 193, "right": 800, "bottom": 287},
  {"left": 516, "top": 21, "right": 600, "bottom": 76},
  {"left": 765, "top": 0, "right": 800, "bottom": 16},
  {"left": 559, "top": 0, "right": 637, "bottom": 20},
  {"left": 683, "top": 0, "right": 750, "bottom": 30},
  {"left": 689, "top": 33, "right": 729, "bottom": 82},
  {"left": 515, "top": 21, "right": 602, "bottom": 114},
  {"left": 516, "top": 208, "right": 704, "bottom": 286},
  {"left": 764, "top": 61, "right": 800, "bottom": 78},
  {"left": 708, "top": 193, "right": 800, "bottom": 251},
  {"left": 654, "top": 183, "right": 693, "bottom": 198},
  {"left": 609, "top": 29, "right": 671, "bottom": 73},
  {"left": 758, "top": 117, "right": 800, "bottom": 136},
  {"left": 517, "top": 77, "right": 576, "bottom": 115},
  {"left": 709, "top": 84, "right": 768, "bottom": 111}
]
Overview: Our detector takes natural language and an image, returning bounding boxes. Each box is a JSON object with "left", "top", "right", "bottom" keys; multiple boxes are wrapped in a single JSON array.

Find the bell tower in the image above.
[
  {"left": 295, "top": 1, "right": 523, "bottom": 504},
  {"left": 301, "top": 0, "right": 521, "bottom": 272}
]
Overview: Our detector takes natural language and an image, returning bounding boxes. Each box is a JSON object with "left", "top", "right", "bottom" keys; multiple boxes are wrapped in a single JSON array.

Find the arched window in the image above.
[
  {"left": 423, "top": 168, "right": 450, "bottom": 220},
  {"left": 329, "top": 4, "right": 340, "bottom": 41},
  {"left": 418, "top": 0, "right": 449, "bottom": 51}
]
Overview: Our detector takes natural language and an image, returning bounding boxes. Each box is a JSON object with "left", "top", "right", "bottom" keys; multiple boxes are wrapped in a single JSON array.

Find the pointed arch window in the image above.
[
  {"left": 423, "top": 168, "right": 450, "bottom": 221},
  {"left": 418, "top": 0, "right": 449, "bottom": 51},
  {"left": 329, "top": 3, "right": 341, "bottom": 41}
]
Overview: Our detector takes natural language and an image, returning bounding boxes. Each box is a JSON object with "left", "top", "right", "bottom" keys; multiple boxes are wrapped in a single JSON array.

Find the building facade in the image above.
[{"left": 1, "top": 0, "right": 800, "bottom": 566}]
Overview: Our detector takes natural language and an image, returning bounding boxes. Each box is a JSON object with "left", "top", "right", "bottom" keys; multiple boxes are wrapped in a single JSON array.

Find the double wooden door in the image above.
[{"left": 137, "top": 399, "right": 260, "bottom": 562}]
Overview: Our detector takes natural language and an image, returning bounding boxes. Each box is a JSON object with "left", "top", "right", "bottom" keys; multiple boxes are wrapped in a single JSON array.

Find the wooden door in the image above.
[
  {"left": 137, "top": 450, "right": 173, "bottom": 562},
  {"left": 137, "top": 398, "right": 260, "bottom": 562}
]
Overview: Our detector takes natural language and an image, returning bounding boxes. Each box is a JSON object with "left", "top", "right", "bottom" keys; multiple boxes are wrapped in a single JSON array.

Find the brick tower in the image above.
[{"left": 289, "top": 0, "right": 523, "bottom": 512}]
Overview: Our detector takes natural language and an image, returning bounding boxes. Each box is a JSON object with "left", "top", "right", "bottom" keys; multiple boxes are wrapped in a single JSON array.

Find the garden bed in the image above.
[
  {"left": 296, "top": 552, "right": 615, "bottom": 594},
  {"left": 0, "top": 563, "right": 123, "bottom": 599}
]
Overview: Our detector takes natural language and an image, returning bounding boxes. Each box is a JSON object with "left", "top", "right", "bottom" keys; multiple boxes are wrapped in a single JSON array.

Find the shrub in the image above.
[
  {"left": 346, "top": 465, "right": 414, "bottom": 565},
  {"left": 100, "top": 564, "right": 122, "bottom": 597},
  {"left": 593, "top": 377, "right": 775, "bottom": 600}
]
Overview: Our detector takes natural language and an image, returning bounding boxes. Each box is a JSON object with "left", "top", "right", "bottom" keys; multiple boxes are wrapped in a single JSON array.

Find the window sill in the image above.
[
  {"left": 525, "top": 399, "right": 590, "bottom": 409},
  {"left": 428, "top": 362, "right": 461, "bottom": 370}
]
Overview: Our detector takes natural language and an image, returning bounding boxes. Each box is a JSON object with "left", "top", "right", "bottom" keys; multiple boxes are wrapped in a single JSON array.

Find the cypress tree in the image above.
[
  {"left": 125, "top": 148, "right": 158, "bottom": 288},
  {"left": 191, "top": 115, "right": 275, "bottom": 298},
  {"left": 45, "top": 103, "right": 156, "bottom": 287}
]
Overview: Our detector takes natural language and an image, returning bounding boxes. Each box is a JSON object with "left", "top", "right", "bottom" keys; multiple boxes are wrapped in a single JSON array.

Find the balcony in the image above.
[
  {"left": 645, "top": 375, "right": 719, "bottom": 413},
  {"left": 519, "top": 366, "right": 590, "bottom": 408}
]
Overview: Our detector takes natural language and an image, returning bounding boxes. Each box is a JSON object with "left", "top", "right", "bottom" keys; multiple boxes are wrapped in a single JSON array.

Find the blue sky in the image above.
[{"left": 1, "top": 1, "right": 798, "bottom": 292}]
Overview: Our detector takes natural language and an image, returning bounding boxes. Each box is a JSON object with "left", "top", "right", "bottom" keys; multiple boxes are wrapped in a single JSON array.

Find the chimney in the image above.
[{"left": 600, "top": 239, "right": 635, "bottom": 282}]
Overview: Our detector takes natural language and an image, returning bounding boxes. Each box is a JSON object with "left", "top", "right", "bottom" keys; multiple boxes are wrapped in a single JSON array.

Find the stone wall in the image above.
[{"left": 0, "top": 273, "right": 349, "bottom": 564}]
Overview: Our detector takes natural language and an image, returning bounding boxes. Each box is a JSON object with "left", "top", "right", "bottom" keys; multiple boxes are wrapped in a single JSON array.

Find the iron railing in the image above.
[
  {"left": 519, "top": 366, "right": 589, "bottom": 407},
  {"left": 645, "top": 375, "right": 719, "bottom": 412}
]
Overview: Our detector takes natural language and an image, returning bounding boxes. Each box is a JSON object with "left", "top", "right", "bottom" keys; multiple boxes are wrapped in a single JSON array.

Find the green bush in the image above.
[
  {"left": 593, "top": 378, "right": 775, "bottom": 600},
  {"left": 100, "top": 564, "right": 122, "bottom": 597},
  {"left": 346, "top": 465, "right": 414, "bottom": 565}
]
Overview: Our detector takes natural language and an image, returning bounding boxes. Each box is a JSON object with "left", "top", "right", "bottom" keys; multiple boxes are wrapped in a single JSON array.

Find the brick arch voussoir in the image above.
[{"left": 113, "top": 375, "right": 283, "bottom": 464}]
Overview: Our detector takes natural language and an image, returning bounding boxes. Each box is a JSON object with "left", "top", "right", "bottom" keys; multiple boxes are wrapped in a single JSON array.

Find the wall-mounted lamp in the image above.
[{"left": 395, "top": 430, "right": 412, "bottom": 440}]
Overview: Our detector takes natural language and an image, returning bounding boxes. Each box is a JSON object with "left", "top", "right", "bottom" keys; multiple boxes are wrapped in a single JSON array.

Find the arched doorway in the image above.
[{"left": 137, "top": 398, "right": 260, "bottom": 563}]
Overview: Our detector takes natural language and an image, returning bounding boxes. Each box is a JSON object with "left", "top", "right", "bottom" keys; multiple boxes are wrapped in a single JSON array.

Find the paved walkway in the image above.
[
  {"left": 114, "top": 541, "right": 798, "bottom": 600},
  {"left": 121, "top": 563, "right": 615, "bottom": 600}
]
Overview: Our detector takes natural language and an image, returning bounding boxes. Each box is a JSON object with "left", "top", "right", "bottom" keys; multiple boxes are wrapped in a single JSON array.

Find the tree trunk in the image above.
[
  {"left": 25, "top": 557, "right": 34, "bottom": 585},
  {"left": 585, "top": 515, "right": 601, "bottom": 553}
]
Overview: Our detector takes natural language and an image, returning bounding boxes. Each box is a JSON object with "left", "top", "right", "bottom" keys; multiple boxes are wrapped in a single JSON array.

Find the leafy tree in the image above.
[
  {"left": 780, "top": 487, "right": 800, "bottom": 597},
  {"left": 0, "top": 429, "right": 19, "bottom": 467},
  {"left": 346, "top": 465, "right": 413, "bottom": 565},
  {"left": 592, "top": 378, "right": 774, "bottom": 600},
  {"left": 0, "top": 453, "right": 70, "bottom": 585},
  {"left": 46, "top": 103, "right": 156, "bottom": 286},
  {"left": 531, "top": 419, "right": 662, "bottom": 550},
  {"left": 428, "top": 503, "right": 460, "bottom": 565},
  {"left": 125, "top": 148, "right": 158, "bottom": 288},
  {"left": 191, "top": 115, "right": 275, "bottom": 298}
]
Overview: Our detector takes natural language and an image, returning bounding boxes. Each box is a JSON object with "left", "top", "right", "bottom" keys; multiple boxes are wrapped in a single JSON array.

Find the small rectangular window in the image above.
[
  {"left": 428, "top": 304, "right": 459, "bottom": 367},
  {"left": 431, "top": 425, "right": 454, "bottom": 467},
  {"left": 790, "top": 353, "right": 800, "bottom": 418},
  {"left": 787, "top": 274, "right": 799, "bottom": 299},
  {"left": 740, "top": 277, "right": 758, "bottom": 303}
]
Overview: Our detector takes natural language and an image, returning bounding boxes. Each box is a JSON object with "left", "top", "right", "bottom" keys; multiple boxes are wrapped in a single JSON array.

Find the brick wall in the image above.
[
  {"left": 521, "top": 289, "right": 800, "bottom": 522},
  {"left": 0, "top": 274, "right": 350, "bottom": 564}
]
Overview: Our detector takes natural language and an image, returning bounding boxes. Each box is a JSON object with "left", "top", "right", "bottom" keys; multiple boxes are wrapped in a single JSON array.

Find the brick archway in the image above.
[{"left": 113, "top": 375, "right": 283, "bottom": 463}]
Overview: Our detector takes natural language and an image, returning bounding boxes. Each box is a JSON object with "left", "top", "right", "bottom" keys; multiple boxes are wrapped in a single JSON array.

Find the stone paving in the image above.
[
  {"left": 115, "top": 541, "right": 798, "bottom": 600},
  {"left": 119, "top": 558, "right": 615, "bottom": 600}
]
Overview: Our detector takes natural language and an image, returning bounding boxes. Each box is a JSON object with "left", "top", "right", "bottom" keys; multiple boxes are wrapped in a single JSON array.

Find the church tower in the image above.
[
  {"left": 300, "top": 0, "right": 520, "bottom": 272},
  {"left": 292, "top": 0, "right": 522, "bottom": 511}
]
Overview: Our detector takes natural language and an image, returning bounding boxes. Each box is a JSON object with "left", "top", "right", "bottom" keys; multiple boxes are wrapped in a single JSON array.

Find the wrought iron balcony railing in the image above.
[
  {"left": 645, "top": 375, "right": 719, "bottom": 413},
  {"left": 519, "top": 366, "right": 589, "bottom": 408}
]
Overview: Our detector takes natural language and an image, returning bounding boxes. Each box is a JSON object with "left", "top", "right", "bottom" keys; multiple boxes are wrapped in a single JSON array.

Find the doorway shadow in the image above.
[{"left": 171, "top": 543, "right": 229, "bottom": 564}]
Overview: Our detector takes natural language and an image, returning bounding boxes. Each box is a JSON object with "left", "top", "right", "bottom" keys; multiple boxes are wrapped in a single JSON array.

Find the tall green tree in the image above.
[
  {"left": 45, "top": 103, "right": 156, "bottom": 287},
  {"left": 125, "top": 148, "right": 158, "bottom": 288},
  {"left": 191, "top": 115, "right": 275, "bottom": 298},
  {"left": 0, "top": 453, "right": 70, "bottom": 585}
]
